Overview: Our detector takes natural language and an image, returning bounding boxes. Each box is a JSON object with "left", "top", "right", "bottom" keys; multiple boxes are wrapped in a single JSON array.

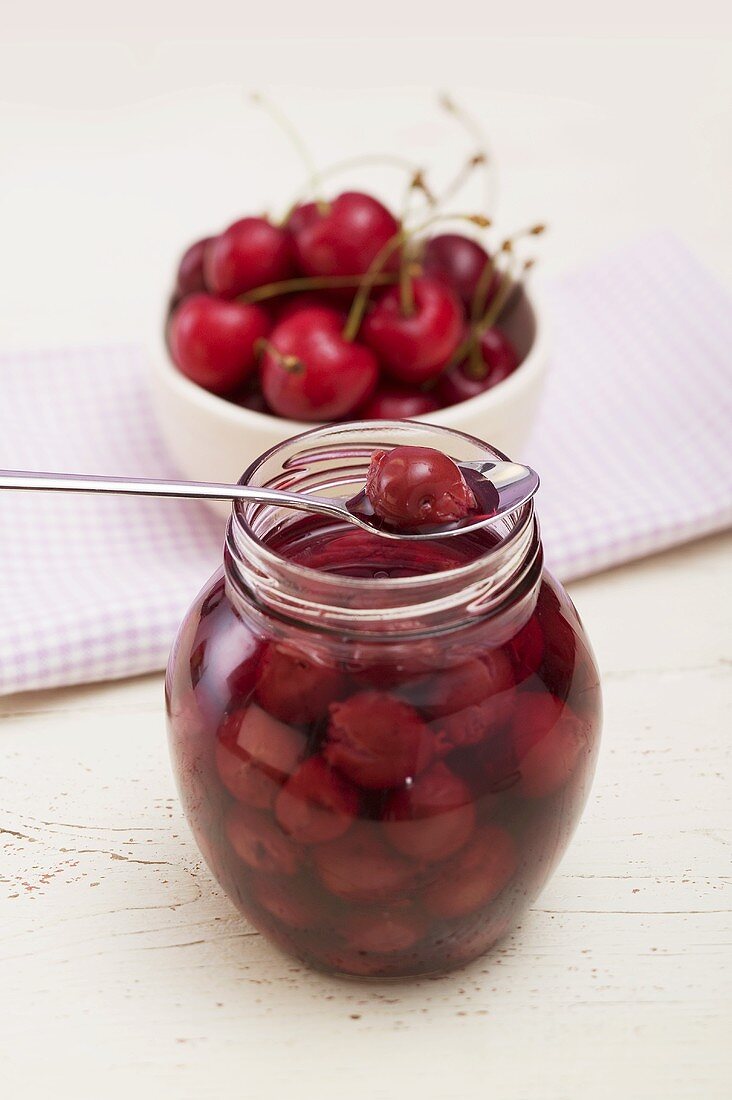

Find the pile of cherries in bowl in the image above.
[{"left": 166, "top": 108, "right": 543, "bottom": 424}]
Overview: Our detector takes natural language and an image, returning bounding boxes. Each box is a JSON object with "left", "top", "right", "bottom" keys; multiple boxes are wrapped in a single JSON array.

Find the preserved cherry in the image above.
[
  {"left": 250, "top": 874, "right": 321, "bottom": 930},
  {"left": 343, "top": 907, "right": 426, "bottom": 954},
  {"left": 382, "top": 762, "right": 477, "bottom": 862},
  {"left": 215, "top": 704, "right": 307, "bottom": 809},
  {"left": 422, "top": 825, "right": 518, "bottom": 918},
  {"left": 513, "top": 694, "right": 589, "bottom": 799},
  {"left": 225, "top": 803, "right": 301, "bottom": 875},
  {"left": 365, "top": 445, "right": 476, "bottom": 528},
  {"left": 275, "top": 757, "right": 360, "bottom": 844},
  {"left": 313, "top": 825, "right": 418, "bottom": 902},
  {"left": 255, "top": 642, "right": 348, "bottom": 725},
  {"left": 325, "top": 690, "right": 435, "bottom": 789}
]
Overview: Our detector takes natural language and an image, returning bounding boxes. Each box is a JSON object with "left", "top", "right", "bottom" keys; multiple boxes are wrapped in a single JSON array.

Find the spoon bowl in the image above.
[{"left": 344, "top": 459, "right": 539, "bottom": 540}]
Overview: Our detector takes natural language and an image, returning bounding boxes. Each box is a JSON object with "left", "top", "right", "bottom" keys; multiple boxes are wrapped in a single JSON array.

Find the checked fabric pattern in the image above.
[{"left": 1, "top": 234, "right": 730, "bottom": 695}]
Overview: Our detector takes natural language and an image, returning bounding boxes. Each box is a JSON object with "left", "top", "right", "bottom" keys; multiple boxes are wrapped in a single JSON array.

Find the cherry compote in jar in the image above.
[{"left": 166, "top": 422, "right": 602, "bottom": 977}]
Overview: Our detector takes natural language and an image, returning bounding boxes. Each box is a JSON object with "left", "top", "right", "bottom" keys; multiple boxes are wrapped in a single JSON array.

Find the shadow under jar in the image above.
[{"left": 166, "top": 421, "right": 602, "bottom": 978}]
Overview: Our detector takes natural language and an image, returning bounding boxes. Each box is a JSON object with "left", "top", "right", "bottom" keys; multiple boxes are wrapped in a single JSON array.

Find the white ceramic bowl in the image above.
[{"left": 150, "top": 286, "right": 548, "bottom": 516}]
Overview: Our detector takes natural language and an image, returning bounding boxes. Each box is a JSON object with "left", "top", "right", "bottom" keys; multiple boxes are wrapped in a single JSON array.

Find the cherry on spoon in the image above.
[{"left": 0, "top": 458, "right": 538, "bottom": 541}]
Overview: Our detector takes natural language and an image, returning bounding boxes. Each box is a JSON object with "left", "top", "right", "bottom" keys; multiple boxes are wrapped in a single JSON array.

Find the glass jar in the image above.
[{"left": 166, "top": 422, "right": 602, "bottom": 978}]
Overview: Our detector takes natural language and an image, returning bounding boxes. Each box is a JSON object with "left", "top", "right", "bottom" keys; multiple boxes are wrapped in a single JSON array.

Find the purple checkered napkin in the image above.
[
  {"left": 529, "top": 233, "right": 732, "bottom": 578},
  {"left": 0, "top": 234, "right": 730, "bottom": 695},
  {"left": 528, "top": 232, "right": 726, "bottom": 576},
  {"left": 0, "top": 345, "right": 222, "bottom": 694}
]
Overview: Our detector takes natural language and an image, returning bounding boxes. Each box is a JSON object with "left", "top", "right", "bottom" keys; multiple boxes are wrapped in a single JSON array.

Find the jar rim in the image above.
[{"left": 230, "top": 419, "right": 535, "bottom": 593}]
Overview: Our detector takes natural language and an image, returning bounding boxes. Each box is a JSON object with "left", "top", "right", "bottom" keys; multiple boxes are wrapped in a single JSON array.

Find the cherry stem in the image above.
[
  {"left": 439, "top": 93, "right": 495, "bottom": 216},
  {"left": 469, "top": 223, "right": 545, "bottom": 325},
  {"left": 467, "top": 338, "right": 486, "bottom": 379},
  {"left": 476, "top": 251, "right": 518, "bottom": 333},
  {"left": 254, "top": 338, "right": 303, "bottom": 374},
  {"left": 399, "top": 255, "right": 416, "bottom": 316},
  {"left": 401, "top": 169, "right": 435, "bottom": 223},
  {"left": 480, "top": 257, "right": 537, "bottom": 333},
  {"left": 284, "top": 153, "right": 424, "bottom": 218},
  {"left": 439, "top": 252, "right": 516, "bottom": 373},
  {"left": 251, "top": 92, "right": 328, "bottom": 215},
  {"left": 470, "top": 254, "right": 497, "bottom": 326},
  {"left": 239, "top": 272, "right": 399, "bottom": 305},
  {"left": 397, "top": 171, "right": 436, "bottom": 315},
  {"left": 343, "top": 212, "right": 491, "bottom": 342},
  {"left": 505, "top": 222, "right": 547, "bottom": 243},
  {"left": 436, "top": 153, "right": 487, "bottom": 212},
  {"left": 437, "top": 232, "right": 543, "bottom": 378},
  {"left": 409, "top": 169, "right": 437, "bottom": 208}
]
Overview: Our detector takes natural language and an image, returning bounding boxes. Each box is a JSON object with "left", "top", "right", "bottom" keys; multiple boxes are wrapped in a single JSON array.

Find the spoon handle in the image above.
[
  {"left": 0, "top": 468, "right": 339, "bottom": 517},
  {"left": 0, "top": 461, "right": 538, "bottom": 541}
]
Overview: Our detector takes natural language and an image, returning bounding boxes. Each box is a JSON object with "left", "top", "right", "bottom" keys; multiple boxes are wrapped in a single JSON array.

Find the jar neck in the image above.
[
  {"left": 226, "top": 508, "right": 541, "bottom": 639},
  {"left": 221, "top": 423, "right": 543, "bottom": 643}
]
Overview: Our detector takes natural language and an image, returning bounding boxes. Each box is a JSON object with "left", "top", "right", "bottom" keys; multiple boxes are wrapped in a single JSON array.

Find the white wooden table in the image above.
[
  {"left": 1, "top": 24, "right": 731, "bottom": 1099},
  {"left": 2, "top": 531, "right": 730, "bottom": 1098}
]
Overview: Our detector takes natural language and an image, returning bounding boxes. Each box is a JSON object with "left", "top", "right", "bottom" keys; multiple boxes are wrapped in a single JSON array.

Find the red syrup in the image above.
[
  {"left": 166, "top": 515, "right": 602, "bottom": 978},
  {"left": 267, "top": 515, "right": 500, "bottom": 577}
]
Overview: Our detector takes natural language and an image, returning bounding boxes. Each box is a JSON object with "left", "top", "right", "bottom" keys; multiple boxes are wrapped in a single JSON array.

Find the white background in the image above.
[
  {"left": 2, "top": 5, "right": 732, "bottom": 352},
  {"left": 1, "top": 7, "right": 731, "bottom": 1098}
]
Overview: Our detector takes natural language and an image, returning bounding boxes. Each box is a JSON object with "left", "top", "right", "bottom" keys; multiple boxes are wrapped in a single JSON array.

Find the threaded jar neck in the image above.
[{"left": 224, "top": 421, "right": 542, "bottom": 642}]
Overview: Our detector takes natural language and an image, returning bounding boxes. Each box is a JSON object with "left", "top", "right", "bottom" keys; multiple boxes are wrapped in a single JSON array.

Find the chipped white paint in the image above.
[{"left": 1, "top": 532, "right": 730, "bottom": 1099}]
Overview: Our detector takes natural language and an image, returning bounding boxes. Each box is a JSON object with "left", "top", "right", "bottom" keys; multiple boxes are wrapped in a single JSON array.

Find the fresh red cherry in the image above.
[
  {"left": 422, "top": 824, "right": 517, "bottom": 918},
  {"left": 175, "top": 237, "right": 213, "bottom": 297},
  {"left": 422, "top": 233, "right": 498, "bottom": 312},
  {"left": 361, "top": 277, "right": 463, "bottom": 384},
  {"left": 325, "top": 690, "right": 435, "bottom": 790},
  {"left": 215, "top": 703, "right": 307, "bottom": 809},
  {"left": 289, "top": 192, "right": 400, "bottom": 278},
  {"left": 225, "top": 803, "right": 300, "bottom": 874},
  {"left": 233, "top": 385, "right": 270, "bottom": 415},
  {"left": 169, "top": 293, "right": 270, "bottom": 395},
  {"left": 512, "top": 694, "right": 588, "bottom": 798},
  {"left": 260, "top": 307, "right": 379, "bottom": 421},
  {"left": 271, "top": 291, "right": 346, "bottom": 326},
  {"left": 255, "top": 642, "right": 347, "bottom": 726},
  {"left": 358, "top": 383, "right": 441, "bottom": 420},
  {"left": 204, "top": 216, "right": 295, "bottom": 299},
  {"left": 437, "top": 328, "right": 518, "bottom": 406},
  {"left": 382, "top": 762, "right": 476, "bottom": 862},
  {"left": 313, "top": 825, "right": 417, "bottom": 902},
  {"left": 275, "top": 756, "right": 360, "bottom": 844},
  {"left": 286, "top": 201, "right": 320, "bottom": 238},
  {"left": 365, "top": 445, "right": 476, "bottom": 528},
  {"left": 480, "top": 327, "right": 519, "bottom": 376}
]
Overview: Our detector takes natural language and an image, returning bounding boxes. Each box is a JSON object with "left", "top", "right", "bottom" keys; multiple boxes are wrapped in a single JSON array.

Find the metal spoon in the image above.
[{"left": 0, "top": 460, "right": 539, "bottom": 541}]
